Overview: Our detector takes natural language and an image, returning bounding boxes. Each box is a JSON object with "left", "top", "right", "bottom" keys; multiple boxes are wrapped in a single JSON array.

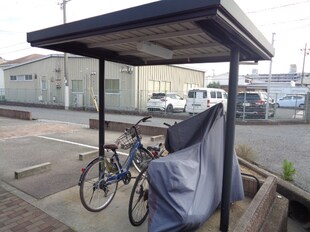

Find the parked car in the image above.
[
  {"left": 236, "top": 92, "right": 275, "bottom": 119},
  {"left": 147, "top": 92, "right": 186, "bottom": 112},
  {"left": 186, "top": 88, "right": 228, "bottom": 114},
  {"left": 276, "top": 95, "right": 305, "bottom": 108}
]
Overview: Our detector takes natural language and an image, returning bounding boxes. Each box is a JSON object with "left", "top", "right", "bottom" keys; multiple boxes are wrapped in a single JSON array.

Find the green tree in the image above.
[{"left": 207, "top": 81, "right": 221, "bottom": 88}]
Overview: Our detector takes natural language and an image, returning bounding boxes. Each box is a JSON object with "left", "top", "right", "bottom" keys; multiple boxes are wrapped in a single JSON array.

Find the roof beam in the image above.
[
  {"left": 87, "top": 28, "right": 204, "bottom": 48},
  {"left": 118, "top": 42, "right": 222, "bottom": 56},
  {"left": 172, "top": 41, "right": 222, "bottom": 50}
]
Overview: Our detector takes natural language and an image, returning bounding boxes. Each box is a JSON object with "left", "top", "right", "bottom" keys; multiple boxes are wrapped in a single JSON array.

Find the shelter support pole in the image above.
[
  {"left": 220, "top": 46, "right": 240, "bottom": 231},
  {"left": 99, "top": 59, "right": 105, "bottom": 157}
]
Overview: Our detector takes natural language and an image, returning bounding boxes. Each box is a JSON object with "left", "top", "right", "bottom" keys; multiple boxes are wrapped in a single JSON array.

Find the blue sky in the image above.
[{"left": 1, "top": 0, "right": 309, "bottom": 75}]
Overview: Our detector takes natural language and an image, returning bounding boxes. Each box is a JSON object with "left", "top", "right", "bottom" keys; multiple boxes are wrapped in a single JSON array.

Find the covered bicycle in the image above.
[{"left": 129, "top": 104, "right": 244, "bottom": 231}]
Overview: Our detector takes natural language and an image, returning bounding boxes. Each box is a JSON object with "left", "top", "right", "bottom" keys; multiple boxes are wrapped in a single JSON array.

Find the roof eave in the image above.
[{"left": 27, "top": 0, "right": 274, "bottom": 65}]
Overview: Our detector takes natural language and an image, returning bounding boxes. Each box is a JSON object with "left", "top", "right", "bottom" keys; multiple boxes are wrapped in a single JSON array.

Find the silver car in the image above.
[{"left": 276, "top": 95, "right": 305, "bottom": 108}]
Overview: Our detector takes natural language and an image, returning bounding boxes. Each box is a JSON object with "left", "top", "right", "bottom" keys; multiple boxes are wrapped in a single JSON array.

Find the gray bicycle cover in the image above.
[{"left": 148, "top": 103, "right": 244, "bottom": 232}]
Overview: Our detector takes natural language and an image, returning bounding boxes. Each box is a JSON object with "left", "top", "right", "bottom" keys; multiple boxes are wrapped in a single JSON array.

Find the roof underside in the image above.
[{"left": 27, "top": 0, "right": 274, "bottom": 66}]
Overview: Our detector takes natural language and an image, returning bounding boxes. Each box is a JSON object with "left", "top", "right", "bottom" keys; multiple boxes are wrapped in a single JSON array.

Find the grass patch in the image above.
[{"left": 283, "top": 159, "right": 296, "bottom": 181}]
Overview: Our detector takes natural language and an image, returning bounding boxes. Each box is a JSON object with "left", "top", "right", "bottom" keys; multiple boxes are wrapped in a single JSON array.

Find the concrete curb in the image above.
[
  {"left": 233, "top": 176, "right": 279, "bottom": 232},
  {"left": 89, "top": 118, "right": 167, "bottom": 136},
  {"left": 150, "top": 135, "right": 165, "bottom": 141},
  {"left": 238, "top": 157, "right": 310, "bottom": 212},
  {"left": 14, "top": 162, "right": 51, "bottom": 179},
  {"left": 0, "top": 108, "right": 32, "bottom": 120},
  {"left": 79, "top": 150, "right": 98, "bottom": 161}
]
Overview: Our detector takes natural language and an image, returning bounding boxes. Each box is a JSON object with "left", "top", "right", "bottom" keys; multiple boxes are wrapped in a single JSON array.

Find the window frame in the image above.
[{"left": 10, "top": 74, "right": 32, "bottom": 81}]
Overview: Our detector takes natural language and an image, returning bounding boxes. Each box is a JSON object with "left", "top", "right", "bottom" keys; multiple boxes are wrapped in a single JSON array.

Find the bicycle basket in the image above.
[{"left": 116, "top": 127, "right": 139, "bottom": 150}]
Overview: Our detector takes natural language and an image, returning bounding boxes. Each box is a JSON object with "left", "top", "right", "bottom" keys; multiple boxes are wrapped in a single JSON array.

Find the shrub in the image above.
[
  {"left": 207, "top": 81, "right": 221, "bottom": 88},
  {"left": 283, "top": 159, "right": 296, "bottom": 181},
  {"left": 235, "top": 144, "right": 256, "bottom": 162}
]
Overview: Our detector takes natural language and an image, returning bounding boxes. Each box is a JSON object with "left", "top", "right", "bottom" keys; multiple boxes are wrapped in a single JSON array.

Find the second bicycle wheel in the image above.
[
  {"left": 128, "top": 165, "right": 149, "bottom": 226},
  {"left": 132, "top": 147, "right": 153, "bottom": 173},
  {"left": 79, "top": 157, "right": 119, "bottom": 212}
]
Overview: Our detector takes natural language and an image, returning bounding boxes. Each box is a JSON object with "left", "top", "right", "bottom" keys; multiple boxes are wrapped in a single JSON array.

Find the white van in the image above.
[{"left": 186, "top": 88, "right": 228, "bottom": 114}]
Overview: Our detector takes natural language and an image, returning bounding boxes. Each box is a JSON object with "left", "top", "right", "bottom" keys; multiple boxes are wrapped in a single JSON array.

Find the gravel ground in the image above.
[{"left": 235, "top": 124, "right": 310, "bottom": 193}]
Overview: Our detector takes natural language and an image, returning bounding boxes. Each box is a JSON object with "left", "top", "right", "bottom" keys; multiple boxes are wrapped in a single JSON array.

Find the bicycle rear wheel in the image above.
[
  {"left": 79, "top": 157, "right": 119, "bottom": 212},
  {"left": 132, "top": 147, "right": 153, "bottom": 173},
  {"left": 128, "top": 165, "right": 149, "bottom": 226}
]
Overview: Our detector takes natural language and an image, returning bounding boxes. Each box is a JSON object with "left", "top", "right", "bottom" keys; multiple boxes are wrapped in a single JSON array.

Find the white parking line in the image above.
[
  {"left": 293, "top": 110, "right": 304, "bottom": 119},
  {"left": 37, "top": 135, "right": 98, "bottom": 149},
  {"left": 36, "top": 135, "right": 128, "bottom": 156}
]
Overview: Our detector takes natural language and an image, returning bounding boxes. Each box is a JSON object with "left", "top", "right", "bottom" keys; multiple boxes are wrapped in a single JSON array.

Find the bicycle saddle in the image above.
[{"left": 103, "top": 143, "right": 118, "bottom": 150}]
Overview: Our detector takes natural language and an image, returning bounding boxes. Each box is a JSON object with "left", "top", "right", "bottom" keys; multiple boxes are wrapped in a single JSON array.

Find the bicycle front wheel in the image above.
[
  {"left": 128, "top": 165, "right": 149, "bottom": 226},
  {"left": 79, "top": 157, "right": 119, "bottom": 212},
  {"left": 132, "top": 147, "right": 153, "bottom": 173}
]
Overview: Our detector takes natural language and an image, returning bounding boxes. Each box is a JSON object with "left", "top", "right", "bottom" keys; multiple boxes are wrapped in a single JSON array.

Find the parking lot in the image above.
[
  {"left": 0, "top": 116, "right": 154, "bottom": 232},
  {"left": 0, "top": 105, "right": 310, "bottom": 231},
  {"left": 1, "top": 105, "right": 309, "bottom": 194}
]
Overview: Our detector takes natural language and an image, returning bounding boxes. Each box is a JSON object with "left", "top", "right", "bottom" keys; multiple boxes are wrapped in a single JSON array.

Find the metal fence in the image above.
[
  {"left": 1, "top": 87, "right": 309, "bottom": 121},
  {"left": 0, "top": 88, "right": 188, "bottom": 112},
  {"left": 236, "top": 92, "right": 308, "bottom": 121}
]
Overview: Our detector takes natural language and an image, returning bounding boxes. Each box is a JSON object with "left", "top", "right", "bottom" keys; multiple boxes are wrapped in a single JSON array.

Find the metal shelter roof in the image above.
[
  {"left": 27, "top": 1, "right": 274, "bottom": 231},
  {"left": 27, "top": 0, "right": 274, "bottom": 65}
]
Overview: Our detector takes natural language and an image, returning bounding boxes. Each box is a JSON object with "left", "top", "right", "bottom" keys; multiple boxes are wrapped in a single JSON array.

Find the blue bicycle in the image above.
[{"left": 78, "top": 116, "right": 153, "bottom": 212}]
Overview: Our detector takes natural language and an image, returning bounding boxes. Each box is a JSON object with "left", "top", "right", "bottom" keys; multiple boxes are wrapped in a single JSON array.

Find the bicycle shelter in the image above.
[{"left": 27, "top": 0, "right": 274, "bottom": 230}]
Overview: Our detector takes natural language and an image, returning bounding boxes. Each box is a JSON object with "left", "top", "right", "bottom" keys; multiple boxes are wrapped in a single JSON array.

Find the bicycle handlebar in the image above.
[
  {"left": 142, "top": 115, "right": 152, "bottom": 122},
  {"left": 126, "top": 115, "right": 152, "bottom": 132},
  {"left": 163, "top": 121, "right": 177, "bottom": 128},
  {"left": 163, "top": 122, "right": 171, "bottom": 127}
]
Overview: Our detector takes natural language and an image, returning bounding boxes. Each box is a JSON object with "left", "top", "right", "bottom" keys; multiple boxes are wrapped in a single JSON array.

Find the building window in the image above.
[
  {"left": 160, "top": 81, "right": 171, "bottom": 92},
  {"left": 148, "top": 80, "right": 171, "bottom": 93},
  {"left": 25, "top": 75, "right": 32, "bottom": 80},
  {"left": 72, "top": 80, "right": 83, "bottom": 93},
  {"left": 148, "top": 80, "right": 160, "bottom": 93},
  {"left": 10, "top": 75, "right": 32, "bottom": 81},
  {"left": 105, "top": 79, "right": 119, "bottom": 93}
]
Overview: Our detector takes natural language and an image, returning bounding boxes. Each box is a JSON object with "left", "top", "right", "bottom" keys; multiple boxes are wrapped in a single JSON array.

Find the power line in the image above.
[
  {"left": 0, "top": 46, "right": 33, "bottom": 56},
  {"left": 0, "top": 42, "right": 28, "bottom": 51},
  {"left": 247, "top": 0, "right": 310, "bottom": 14},
  {"left": 0, "top": 29, "right": 25, "bottom": 34},
  {"left": 258, "top": 17, "right": 310, "bottom": 27}
]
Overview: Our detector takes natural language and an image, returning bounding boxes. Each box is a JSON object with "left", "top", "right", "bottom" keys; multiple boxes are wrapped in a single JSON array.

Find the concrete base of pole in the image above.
[{"left": 65, "top": 85, "right": 69, "bottom": 110}]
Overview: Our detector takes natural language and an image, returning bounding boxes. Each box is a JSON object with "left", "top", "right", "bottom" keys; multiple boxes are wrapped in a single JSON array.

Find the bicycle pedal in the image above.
[{"left": 123, "top": 171, "right": 131, "bottom": 185}]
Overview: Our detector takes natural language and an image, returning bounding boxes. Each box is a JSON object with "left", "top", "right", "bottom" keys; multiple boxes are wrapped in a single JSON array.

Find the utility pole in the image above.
[
  {"left": 266, "top": 32, "right": 275, "bottom": 120},
  {"left": 59, "top": 0, "right": 71, "bottom": 110},
  {"left": 300, "top": 43, "right": 310, "bottom": 87}
]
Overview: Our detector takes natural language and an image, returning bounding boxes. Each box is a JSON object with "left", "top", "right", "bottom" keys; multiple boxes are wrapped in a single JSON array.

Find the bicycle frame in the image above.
[
  {"left": 105, "top": 137, "right": 143, "bottom": 184},
  {"left": 79, "top": 116, "right": 151, "bottom": 186}
]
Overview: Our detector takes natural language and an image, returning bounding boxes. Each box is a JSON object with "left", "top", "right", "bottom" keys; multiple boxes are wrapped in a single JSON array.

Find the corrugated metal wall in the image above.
[
  {"left": 3, "top": 56, "right": 204, "bottom": 111},
  {"left": 136, "top": 65, "right": 204, "bottom": 110}
]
